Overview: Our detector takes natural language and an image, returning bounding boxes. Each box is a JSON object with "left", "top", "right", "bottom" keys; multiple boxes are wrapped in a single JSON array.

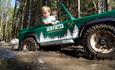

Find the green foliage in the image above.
[
  {"left": 0, "top": 0, "right": 14, "bottom": 41},
  {"left": 111, "top": 0, "right": 115, "bottom": 9}
]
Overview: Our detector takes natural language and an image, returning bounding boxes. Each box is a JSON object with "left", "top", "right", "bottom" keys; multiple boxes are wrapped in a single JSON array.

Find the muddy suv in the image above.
[{"left": 18, "top": 3, "right": 115, "bottom": 59}]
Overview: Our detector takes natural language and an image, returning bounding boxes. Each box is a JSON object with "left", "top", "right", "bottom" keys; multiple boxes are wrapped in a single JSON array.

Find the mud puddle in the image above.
[
  {"left": 12, "top": 50, "right": 115, "bottom": 70},
  {"left": 0, "top": 45, "right": 115, "bottom": 70}
]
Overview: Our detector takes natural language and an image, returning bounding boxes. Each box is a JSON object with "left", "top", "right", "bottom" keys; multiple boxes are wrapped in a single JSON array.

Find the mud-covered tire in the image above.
[
  {"left": 21, "top": 37, "right": 39, "bottom": 51},
  {"left": 83, "top": 24, "right": 115, "bottom": 59}
]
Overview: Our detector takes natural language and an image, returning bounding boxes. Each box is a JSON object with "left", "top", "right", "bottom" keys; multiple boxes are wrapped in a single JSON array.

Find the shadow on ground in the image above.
[
  {"left": 41, "top": 45, "right": 115, "bottom": 60},
  {"left": 41, "top": 45, "right": 90, "bottom": 59}
]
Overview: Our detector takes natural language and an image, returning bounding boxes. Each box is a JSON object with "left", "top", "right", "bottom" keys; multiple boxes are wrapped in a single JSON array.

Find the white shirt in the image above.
[{"left": 42, "top": 16, "right": 59, "bottom": 24}]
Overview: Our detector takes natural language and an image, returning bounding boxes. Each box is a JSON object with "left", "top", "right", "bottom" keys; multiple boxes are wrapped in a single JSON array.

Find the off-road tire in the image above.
[
  {"left": 83, "top": 24, "right": 115, "bottom": 59},
  {"left": 21, "top": 37, "right": 39, "bottom": 51}
]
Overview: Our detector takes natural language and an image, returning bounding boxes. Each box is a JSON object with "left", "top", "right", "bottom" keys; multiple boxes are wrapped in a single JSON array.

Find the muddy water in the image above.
[
  {"left": 0, "top": 45, "right": 115, "bottom": 70},
  {"left": 12, "top": 51, "right": 115, "bottom": 70},
  {"left": 39, "top": 51, "right": 115, "bottom": 70}
]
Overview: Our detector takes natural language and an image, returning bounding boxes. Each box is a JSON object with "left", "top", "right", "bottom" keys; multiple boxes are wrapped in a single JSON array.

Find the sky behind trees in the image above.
[{"left": 11, "top": 0, "right": 15, "bottom": 7}]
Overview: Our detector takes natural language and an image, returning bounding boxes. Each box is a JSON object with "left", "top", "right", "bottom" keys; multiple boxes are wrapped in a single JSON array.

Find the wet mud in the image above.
[{"left": 0, "top": 45, "right": 115, "bottom": 70}]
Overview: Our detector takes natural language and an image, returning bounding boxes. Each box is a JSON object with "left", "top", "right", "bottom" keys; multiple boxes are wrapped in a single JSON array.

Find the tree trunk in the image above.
[
  {"left": 98, "top": 0, "right": 107, "bottom": 13},
  {"left": 78, "top": 0, "right": 80, "bottom": 17}
]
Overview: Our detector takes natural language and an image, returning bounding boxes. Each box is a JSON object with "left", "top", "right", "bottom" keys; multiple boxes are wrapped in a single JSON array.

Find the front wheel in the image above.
[
  {"left": 21, "top": 37, "right": 39, "bottom": 51},
  {"left": 84, "top": 24, "right": 115, "bottom": 59}
]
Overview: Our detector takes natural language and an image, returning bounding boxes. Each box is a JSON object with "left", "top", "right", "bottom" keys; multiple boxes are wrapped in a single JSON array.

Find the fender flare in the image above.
[
  {"left": 79, "top": 17, "right": 115, "bottom": 37},
  {"left": 22, "top": 33, "right": 40, "bottom": 45}
]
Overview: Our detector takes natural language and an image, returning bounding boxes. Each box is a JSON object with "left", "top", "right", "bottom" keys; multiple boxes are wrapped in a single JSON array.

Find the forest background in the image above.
[{"left": 0, "top": 0, "right": 115, "bottom": 42}]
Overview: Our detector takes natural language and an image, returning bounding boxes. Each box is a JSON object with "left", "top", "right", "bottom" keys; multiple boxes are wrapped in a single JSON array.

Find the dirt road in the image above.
[{"left": 0, "top": 45, "right": 115, "bottom": 70}]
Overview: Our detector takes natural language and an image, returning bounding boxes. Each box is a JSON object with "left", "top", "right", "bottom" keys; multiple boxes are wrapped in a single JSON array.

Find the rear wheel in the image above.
[
  {"left": 22, "top": 37, "right": 39, "bottom": 51},
  {"left": 83, "top": 24, "right": 115, "bottom": 59}
]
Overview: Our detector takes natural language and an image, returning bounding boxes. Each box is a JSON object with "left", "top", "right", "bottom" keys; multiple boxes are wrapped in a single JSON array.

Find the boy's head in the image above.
[{"left": 42, "top": 6, "right": 51, "bottom": 18}]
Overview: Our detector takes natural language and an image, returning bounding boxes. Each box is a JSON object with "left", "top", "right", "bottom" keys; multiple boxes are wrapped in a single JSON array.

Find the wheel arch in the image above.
[
  {"left": 79, "top": 17, "right": 115, "bottom": 38},
  {"left": 21, "top": 33, "right": 40, "bottom": 46}
]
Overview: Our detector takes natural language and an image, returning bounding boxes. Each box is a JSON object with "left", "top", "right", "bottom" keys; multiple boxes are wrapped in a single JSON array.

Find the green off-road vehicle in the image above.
[{"left": 18, "top": 3, "right": 115, "bottom": 59}]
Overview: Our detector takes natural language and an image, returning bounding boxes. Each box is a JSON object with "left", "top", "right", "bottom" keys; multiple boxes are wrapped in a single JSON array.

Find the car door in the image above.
[
  {"left": 39, "top": 22, "right": 65, "bottom": 45},
  {"left": 39, "top": 20, "right": 79, "bottom": 46}
]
